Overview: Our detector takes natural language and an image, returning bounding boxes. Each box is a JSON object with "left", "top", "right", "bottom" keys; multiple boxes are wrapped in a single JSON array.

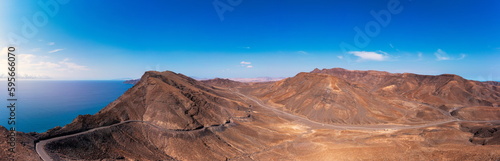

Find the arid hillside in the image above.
[
  {"left": 311, "top": 68, "right": 499, "bottom": 108},
  {"left": 3, "top": 68, "right": 500, "bottom": 160}
]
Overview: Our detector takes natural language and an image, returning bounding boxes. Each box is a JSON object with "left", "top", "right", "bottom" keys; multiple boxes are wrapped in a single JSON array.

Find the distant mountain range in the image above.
[
  {"left": 124, "top": 76, "right": 285, "bottom": 84},
  {"left": 3, "top": 68, "right": 500, "bottom": 160}
]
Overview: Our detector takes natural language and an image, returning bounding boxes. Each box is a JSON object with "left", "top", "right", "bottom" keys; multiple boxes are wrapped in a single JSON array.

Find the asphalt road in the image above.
[
  {"left": 36, "top": 120, "right": 232, "bottom": 161},
  {"left": 233, "top": 90, "right": 500, "bottom": 131}
]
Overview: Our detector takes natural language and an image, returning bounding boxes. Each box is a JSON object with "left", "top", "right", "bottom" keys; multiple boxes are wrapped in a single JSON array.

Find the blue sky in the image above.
[{"left": 1, "top": 0, "right": 499, "bottom": 80}]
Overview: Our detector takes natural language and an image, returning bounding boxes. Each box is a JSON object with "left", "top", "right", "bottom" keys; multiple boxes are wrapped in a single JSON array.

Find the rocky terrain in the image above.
[
  {"left": 485, "top": 81, "right": 500, "bottom": 86},
  {"left": 2, "top": 68, "right": 500, "bottom": 160},
  {"left": 201, "top": 78, "right": 246, "bottom": 88},
  {"left": 0, "top": 126, "right": 41, "bottom": 161},
  {"left": 244, "top": 68, "right": 499, "bottom": 126}
]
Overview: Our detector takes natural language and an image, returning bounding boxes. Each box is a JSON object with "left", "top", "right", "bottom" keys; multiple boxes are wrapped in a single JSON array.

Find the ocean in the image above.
[{"left": 0, "top": 80, "right": 133, "bottom": 133}]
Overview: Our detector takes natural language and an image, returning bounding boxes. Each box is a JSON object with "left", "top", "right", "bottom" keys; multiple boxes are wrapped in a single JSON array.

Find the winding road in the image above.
[
  {"left": 36, "top": 120, "right": 233, "bottom": 161},
  {"left": 232, "top": 90, "right": 500, "bottom": 130},
  {"left": 35, "top": 91, "right": 500, "bottom": 161},
  {"left": 36, "top": 121, "right": 139, "bottom": 161}
]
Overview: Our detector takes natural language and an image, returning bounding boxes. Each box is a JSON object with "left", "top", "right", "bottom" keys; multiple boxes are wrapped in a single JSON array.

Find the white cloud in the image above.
[
  {"left": 240, "top": 61, "right": 251, "bottom": 65},
  {"left": 38, "top": 61, "right": 62, "bottom": 69},
  {"left": 337, "top": 55, "right": 344, "bottom": 59},
  {"left": 434, "top": 49, "right": 450, "bottom": 60},
  {"left": 348, "top": 51, "right": 389, "bottom": 61},
  {"left": 240, "top": 61, "right": 253, "bottom": 68},
  {"left": 48, "top": 42, "right": 55, "bottom": 45},
  {"left": 18, "top": 54, "right": 60, "bottom": 71},
  {"left": 297, "top": 51, "right": 308, "bottom": 55},
  {"left": 0, "top": 49, "right": 89, "bottom": 79},
  {"left": 9, "top": 54, "right": 89, "bottom": 77},
  {"left": 434, "top": 49, "right": 466, "bottom": 61},
  {"left": 59, "top": 58, "right": 89, "bottom": 71},
  {"left": 48, "top": 49, "right": 64, "bottom": 53}
]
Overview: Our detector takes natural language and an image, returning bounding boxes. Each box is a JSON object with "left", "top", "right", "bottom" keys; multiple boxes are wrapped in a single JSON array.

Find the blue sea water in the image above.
[{"left": 0, "top": 80, "right": 133, "bottom": 133}]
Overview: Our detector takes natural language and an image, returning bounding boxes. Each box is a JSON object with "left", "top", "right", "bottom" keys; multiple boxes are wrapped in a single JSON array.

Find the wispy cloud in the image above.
[
  {"left": 240, "top": 61, "right": 253, "bottom": 68},
  {"left": 48, "top": 49, "right": 64, "bottom": 53},
  {"left": 434, "top": 49, "right": 466, "bottom": 61},
  {"left": 434, "top": 49, "right": 450, "bottom": 60},
  {"left": 348, "top": 51, "right": 389, "bottom": 61},
  {"left": 18, "top": 54, "right": 88, "bottom": 71},
  {"left": 297, "top": 51, "right": 308, "bottom": 55},
  {"left": 48, "top": 42, "right": 55, "bottom": 45},
  {"left": 242, "top": 46, "right": 251, "bottom": 49},
  {"left": 6, "top": 54, "right": 89, "bottom": 78},
  {"left": 59, "top": 58, "right": 89, "bottom": 71},
  {"left": 337, "top": 55, "right": 344, "bottom": 59},
  {"left": 240, "top": 61, "right": 251, "bottom": 65},
  {"left": 389, "top": 43, "right": 400, "bottom": 51}
]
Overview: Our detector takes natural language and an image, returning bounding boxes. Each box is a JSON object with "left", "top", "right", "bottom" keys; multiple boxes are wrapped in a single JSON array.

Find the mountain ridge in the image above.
[{"left": 3, "top": 68, "right": 500, "bottom": 160}]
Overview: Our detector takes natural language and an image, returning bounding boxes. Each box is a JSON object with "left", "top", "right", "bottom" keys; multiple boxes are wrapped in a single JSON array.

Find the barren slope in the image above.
[
  {"left": 40, "top": 71, "right": 249, "bottom": 140},
  {"left": 248, "top": 72, "right": 453, "bottom": 125},
  {"left": 311, "top": 68, "right": 500, "bottom": 108},
  {"left": 31, "top": 69, "right": 500, "bottom": 160}
]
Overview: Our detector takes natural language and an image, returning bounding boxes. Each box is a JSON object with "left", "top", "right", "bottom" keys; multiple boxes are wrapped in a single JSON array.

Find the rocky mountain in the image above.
[
  {"left": 249, "top": 72, "right": 451, "bottom": 124},
  {"left": 228, "top": 77, "right": 285, "bottom": 82},
  {"left": 311, "top": 68, "right": 499, "bottom": 109},
  {"left": 8, "top": 68, "right": 500, "bottom": 160},
  {"left": 32, "top": 71, "right": 286, "bottom": 160},
  {"left": 41, "top": 71, "right": 249, "bottom": 139},
  {"left": 484, "top": 81, "right": 500, "bottom": 86},
  {"left": 201, "top": 78, "right": 246, "bottom": 88}
]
